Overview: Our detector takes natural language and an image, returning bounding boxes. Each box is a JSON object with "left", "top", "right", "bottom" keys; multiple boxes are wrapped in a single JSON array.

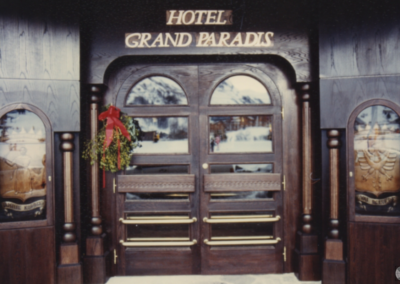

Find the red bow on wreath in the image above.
[{"left": 98, "top": 105, "right": 131, "bottom": 187}]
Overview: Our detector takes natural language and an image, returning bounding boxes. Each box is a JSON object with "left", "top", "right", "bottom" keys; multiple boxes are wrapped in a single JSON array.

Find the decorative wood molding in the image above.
[
  {"left": 298, "top": 83, "right": 313, "bottom": 234},
  {"left": 117, "top": 175, "right": 195, "bottom": 192},
  {"left": 60, "top": 133, "right": 76, "bottom": 242},
  {"left": 89, "top": 85, "right": 104, "bottom": 236},
  {"left": 327, "top": 129, "right": 341, "bottom": 239},
  {"left": 204, "top": 174, "right": 281, "bottom": 192}
]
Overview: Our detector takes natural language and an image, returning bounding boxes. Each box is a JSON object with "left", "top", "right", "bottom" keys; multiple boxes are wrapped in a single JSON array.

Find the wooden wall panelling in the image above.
[
  {"left": 348, "top": 222, "right": 400, "bottom": 284},
  {"left": 0, "top": 227, "right": 56, "bottom": 284},
  {"left": 319, "top": 0, "right": 400, "bottom": 78},
  {"left": 0, "top": 79, "right": 80, "bottom": 131},
  {"left": 320, "top": 76, "right": 400, "bottom": 129},
  {"left": 0, "top": 2, "right": 79, "bottom": 81}
]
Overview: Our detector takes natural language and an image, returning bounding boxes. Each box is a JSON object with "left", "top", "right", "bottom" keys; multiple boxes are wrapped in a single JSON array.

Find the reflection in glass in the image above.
[
  {"left": 210, "top": 75, "right": 271, "bottom": 105},
  {"left": 354, "top": 105, "right": 400, "bottom": 216},
  {"left": 210, "top": 191, "right": 273, "bottom": 200},
  {"left": 126, "top": 193, "right": 189, "bottom": 201},
  {"left": 126, "top": 165, "right": 189, "bottom": 175},
  {"left": 209, "top": 116, "right": 273, "bottom": 153},
  {"left": 134, "top": 117, "right": 188, "bottom": 154},
  {"left": 126, "top": 76, "right": 188, "bottom": 105},
  {"left": 0, "top": 110, "right": 47, "bottom": 222},
  {"left": 211, "top": 223, "right": 273, "bottom": 238},
  {"left": 210, "top": 164, "right": 273, "bottom": 174},
  {"left": 125, "top": 214, "right": 190, "bottom": 241}
]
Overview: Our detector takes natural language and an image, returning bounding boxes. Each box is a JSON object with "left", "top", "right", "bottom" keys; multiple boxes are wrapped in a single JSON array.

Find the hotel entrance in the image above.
[{"left": 112, "top": 63, "right": 285, "bottom": 275}]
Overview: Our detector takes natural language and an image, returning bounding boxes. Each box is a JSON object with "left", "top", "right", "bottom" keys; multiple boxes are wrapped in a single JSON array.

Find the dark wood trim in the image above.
[
  {"left": 327, "top": 129, "right": 341, "bottom": 240},
  {"left": 118, "top": 174, "right": 195, "bottom": 193},
  {"left": 294, "top": 83, "right": 320, "bottom": 281},
  {"left": 204, "top": 173, "right": 281, "bottom": 192}
]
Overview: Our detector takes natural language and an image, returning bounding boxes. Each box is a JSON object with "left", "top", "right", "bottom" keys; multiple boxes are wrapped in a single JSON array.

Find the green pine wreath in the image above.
[{"left": 82, "top": 106, "right": 140, "bottom": 172}]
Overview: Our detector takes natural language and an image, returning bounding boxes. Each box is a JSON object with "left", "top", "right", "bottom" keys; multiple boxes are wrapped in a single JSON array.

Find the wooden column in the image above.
[
  {"left": 294, "top": 83, "right": 321, "bottom": 281},
  {"left": 58, "top": 133, "right": 83, "bottom": 284},
  {"left": 322, "top": 130, "right": 345, "bottom": 284},
  {"left": 83, "top": 85, "right": 108, "bottom": 284}
]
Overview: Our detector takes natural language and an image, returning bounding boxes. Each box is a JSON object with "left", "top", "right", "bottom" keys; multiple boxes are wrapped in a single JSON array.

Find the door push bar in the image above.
[
  {"left": 119, "top": 216, "right": 197, "bottom": 225},
  {"left": 120, "top": 239, "right": 198, "bottom": 247},
  {"left": 204, "top": 237, "right": 281, "bottom": 246},
  {"left": 202, "top": 215, "right": 281, "bottom": 224}
]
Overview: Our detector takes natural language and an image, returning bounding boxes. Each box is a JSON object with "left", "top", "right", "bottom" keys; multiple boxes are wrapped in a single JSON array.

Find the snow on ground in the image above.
[
  {"left": 214, "top": 140, "right": 272, "bottom": 153},
  {"left": 133, "top": 140, "right": 189, "bottom": 154}
]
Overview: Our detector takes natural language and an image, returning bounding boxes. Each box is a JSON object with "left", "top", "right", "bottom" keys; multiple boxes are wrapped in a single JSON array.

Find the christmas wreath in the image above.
[{"left": 82, "top": 105, "right": 140, "bottom": 182}]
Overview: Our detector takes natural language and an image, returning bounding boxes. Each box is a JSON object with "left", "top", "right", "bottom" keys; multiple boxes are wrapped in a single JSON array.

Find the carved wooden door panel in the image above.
[{"left": 115, "top": 64, "right": 284, "bottom": 275}]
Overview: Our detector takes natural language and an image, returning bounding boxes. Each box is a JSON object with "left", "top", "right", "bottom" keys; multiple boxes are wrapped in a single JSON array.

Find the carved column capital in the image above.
[
  {"left": 88, "top": 85, "right": 105, "bottom": 104},
  {"left": 327, "top": 130, "right": 341, "bottom": 149},
  {"left": 296, "top": 83, "right": 312, "bottom": 101}
]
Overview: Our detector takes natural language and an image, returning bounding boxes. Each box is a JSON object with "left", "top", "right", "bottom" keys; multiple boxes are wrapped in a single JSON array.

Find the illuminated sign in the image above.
[{"left": 125, "top": 32, "right": 274, "bottom": 48}]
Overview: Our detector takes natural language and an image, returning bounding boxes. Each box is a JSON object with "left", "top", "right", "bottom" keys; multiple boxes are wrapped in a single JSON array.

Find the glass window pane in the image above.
[
  {"left": 126, "top": 165, "right": 189, "bottom": 175},
  {"left": 126, "top": 76, "right": 188, "bottom": 105},
  {"left": 210, "top": 164, "right": 273, "bottom": 173},
  {"left": 354, "top": 105, "right": 400, "bottom": 216},
  {"left": 210, "top": 212, "right": 274, "bottom": 239},
  {"left": 134, "top": 117, "right": 188, "bottom": 154},
  {"left": 0, "top": 110, "right": 47, "bottom": 222},
  {"left": 125, "top": 214, "right": 190, "bottom": 241},
  {"left": 209, "top": 116, "right": 273, "bottom": 153},
  {"left": 210, "top": 191, "right": 273, "bottom": 200},
  {"left": 210, "top": 75, "right": 271, "bottom": 105},
  {"left": 126, "top": 193, "right": 189, "bottom": 200}
]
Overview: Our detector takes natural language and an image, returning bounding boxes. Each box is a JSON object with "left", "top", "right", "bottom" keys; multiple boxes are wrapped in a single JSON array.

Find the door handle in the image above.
[
  {"left": 120, "top": 239, "right": 197, "bottom": 247},
  {"left": 203, "top": 215, "right": 280, "bottom": 223},
  {"left": 119, "top": 216, "right": 197, "bottom": 224},
  {"left": 204, "top": 237, "right": 281, "bottom": 246}
]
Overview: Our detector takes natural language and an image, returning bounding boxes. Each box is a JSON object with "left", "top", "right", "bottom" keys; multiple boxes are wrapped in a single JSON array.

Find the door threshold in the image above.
[{"left": 106, "top": 273, "right": 321, "bottom": 284}]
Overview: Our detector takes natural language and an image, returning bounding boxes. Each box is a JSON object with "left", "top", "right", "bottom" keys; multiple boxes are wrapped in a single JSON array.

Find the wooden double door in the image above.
[{"left": 115, "top": 64, "right": 284, "bottom": 275}]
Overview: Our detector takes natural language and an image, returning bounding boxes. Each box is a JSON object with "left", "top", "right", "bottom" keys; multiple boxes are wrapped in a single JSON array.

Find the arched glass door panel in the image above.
[
  {"left": 126, "top": 76, "right": 188, "bottom": 106},
  {"left": 0, "top": 109, "right": 47, "bottom": 222},
  {"left": 210, "top": 75, "right": 271, "bottom": 105},
  {"left": 353, "top": 105, "right": 400, "bottom": 216}
]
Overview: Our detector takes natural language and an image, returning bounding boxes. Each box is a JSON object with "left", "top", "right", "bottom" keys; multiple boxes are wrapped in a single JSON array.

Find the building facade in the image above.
[{"left": 0, "top": 0, "right": 399, "bottom": 283}]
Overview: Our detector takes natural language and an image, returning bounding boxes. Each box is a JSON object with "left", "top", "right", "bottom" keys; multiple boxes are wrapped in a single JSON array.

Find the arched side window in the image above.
[
  {"left": 210, "top": 75, "right": 271, "bottom": 105},
  {"left": 126, "top": 76, "right": 188, "bottom": 106},
  {"left": 352, "top": 104, "right": 400, "bottom": 217},
  {"left": 0, "top": 109, "right": 48, "bottom": 223}
]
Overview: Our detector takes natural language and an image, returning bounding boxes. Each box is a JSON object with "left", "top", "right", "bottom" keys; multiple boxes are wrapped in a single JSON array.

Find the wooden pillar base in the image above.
[
  {"left": 322, "top": 259, "right": 346, "bottom": 284},
  {"left": 294, "top": 231, "right": 321, "bottom": 281},
  {"left": 83, "top": 254, "right": 108, "bottom": 284},
  {"left": 322, "top": 239, "right": 345, "bottom": 284},
  {"left": 83, "top": 235, "right": 108, "bottom": 284},
  {"left": 58, "top": 243, "right": 83, "bottom": 284},
  {"left": 57, "top": 263, "right": 83, "bottom": 284}
]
